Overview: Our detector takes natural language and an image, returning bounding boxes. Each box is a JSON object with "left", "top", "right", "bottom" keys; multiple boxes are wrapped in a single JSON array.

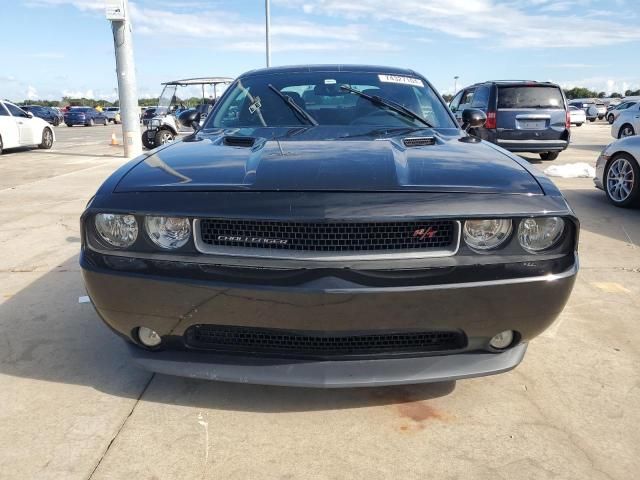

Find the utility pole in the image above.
[
  {"left": 106, "top": 0, "right": 142, "bottom": 158},
  {"left": 265, "top": 0, "right": 271, "bottom": 67},
  {"left": 454, "top": 75, "right": 459, "bottom": 93}
]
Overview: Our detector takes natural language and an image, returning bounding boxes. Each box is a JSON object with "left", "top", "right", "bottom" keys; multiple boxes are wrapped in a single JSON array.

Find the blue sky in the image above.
[{"left": 2, "top": 0, "right": 639, "bottom": 101}]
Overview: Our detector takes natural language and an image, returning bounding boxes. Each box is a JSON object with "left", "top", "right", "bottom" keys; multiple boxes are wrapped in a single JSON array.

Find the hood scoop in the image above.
[
  {"left": 402, "top": 136, "right": 436, "bottom": 147},
  {"left": 223, "top": 136, "right": 256, "bottom": 148}
]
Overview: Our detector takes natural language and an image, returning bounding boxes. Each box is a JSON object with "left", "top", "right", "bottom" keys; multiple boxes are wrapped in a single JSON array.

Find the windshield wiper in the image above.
[
  {"left": 340, "top": 85, "right": 433, "bottom": 128},
  {"left": 268, "top": 84, "right": 318, "bottom": 126}
]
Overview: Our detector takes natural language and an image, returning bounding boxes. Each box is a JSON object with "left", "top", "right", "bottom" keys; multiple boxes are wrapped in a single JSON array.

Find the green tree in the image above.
[{"left": 610, "top": 92, "right": 623, "bottom": 98}]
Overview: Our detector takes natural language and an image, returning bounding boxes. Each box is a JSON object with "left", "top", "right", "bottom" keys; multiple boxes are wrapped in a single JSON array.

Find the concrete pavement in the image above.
[{"left": 0, "top": 122, "right": 638, "bottom": 479}]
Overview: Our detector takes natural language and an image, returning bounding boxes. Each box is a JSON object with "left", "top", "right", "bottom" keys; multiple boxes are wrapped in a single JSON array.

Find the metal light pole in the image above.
[
  {"left": 454, "top": 76, "right": 459, "bottom": 93},
  {"left": 106, "top": 0, "right": 142, "bottom": 158},
  {"left": 265, "top": 0, "right": 271, "bottom": 67}
]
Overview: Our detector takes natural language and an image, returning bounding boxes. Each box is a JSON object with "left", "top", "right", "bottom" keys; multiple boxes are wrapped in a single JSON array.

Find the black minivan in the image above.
[{"left": 449, "top": 81, "right": 570, "bottom": 160}]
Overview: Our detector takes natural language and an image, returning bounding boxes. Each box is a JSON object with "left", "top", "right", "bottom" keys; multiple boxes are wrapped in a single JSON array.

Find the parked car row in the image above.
[
  {"left": 21, "top": 105, "right": 64, "bottom": 126},
  {"left": 63, "top": 107, "right": 109, "bottom": 127}
]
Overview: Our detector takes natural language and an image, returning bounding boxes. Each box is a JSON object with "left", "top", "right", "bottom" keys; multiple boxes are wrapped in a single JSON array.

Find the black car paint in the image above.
[{"left": 80, "top": 65, "right": 578, "bottom": 386}]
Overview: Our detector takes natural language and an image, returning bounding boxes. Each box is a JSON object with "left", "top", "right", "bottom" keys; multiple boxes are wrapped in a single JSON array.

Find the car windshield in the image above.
[
  {"left": 497, "top": 86, "right": 564, "bottom": 109},
  {"left": 206, "top": 71, "right": 455, "bottom": 129}
]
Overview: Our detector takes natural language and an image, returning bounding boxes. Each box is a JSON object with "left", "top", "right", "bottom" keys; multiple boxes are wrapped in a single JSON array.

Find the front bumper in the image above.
[{"left": 81, "top": 250, "right": 577, "bottom": 387}]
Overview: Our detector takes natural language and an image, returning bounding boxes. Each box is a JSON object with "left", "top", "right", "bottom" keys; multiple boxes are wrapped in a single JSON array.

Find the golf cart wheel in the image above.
[
  {"left": 141, "top": 132, "right": 155, "bottom": 149},
  {"left": 539, "top": 152, "right": 559, "bottom": 161},
  {"left": 154, "top": 129, "right": 175, "bottom": 146}
]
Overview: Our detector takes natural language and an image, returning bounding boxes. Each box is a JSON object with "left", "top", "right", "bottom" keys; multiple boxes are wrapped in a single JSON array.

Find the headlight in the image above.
[
  {"left": 94, "top": 214, "right": 138, "bottom": 248},
  {"left": 150, "top": 119, "right": 162, "bottom": 128},
  {"left": 463, "top": 219, "right": 512, "bottom": 251},
  {"left": 145, "top": 216, "right": 191, "bottom": 249},
  {"left": 517, "top": 217, "right": 565, "bottom": 252}
]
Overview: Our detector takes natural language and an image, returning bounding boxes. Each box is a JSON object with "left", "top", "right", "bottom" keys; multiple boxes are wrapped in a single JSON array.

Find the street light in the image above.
[
  {"left": 265, "top": 0, "right": 271, "bottom": 67},
  {"left": 454, "top": 76, "right": 459, "bottom": 93}
]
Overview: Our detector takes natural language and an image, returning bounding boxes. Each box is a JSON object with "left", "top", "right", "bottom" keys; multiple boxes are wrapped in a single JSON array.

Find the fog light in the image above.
[
  {"left": 489, "top": 330, "right": 514, "bottom": 349},
  {"left": 138, "top": 327, "right": 162, "bottom": 347}
]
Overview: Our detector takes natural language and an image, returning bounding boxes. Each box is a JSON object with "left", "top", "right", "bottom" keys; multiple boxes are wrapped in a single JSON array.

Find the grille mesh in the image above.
[
  {"left": 199, "top": 219, "right": 455, "bottom": 252},
  {"left": 185, "top": 325, "right": 466, "bottom": 357}
]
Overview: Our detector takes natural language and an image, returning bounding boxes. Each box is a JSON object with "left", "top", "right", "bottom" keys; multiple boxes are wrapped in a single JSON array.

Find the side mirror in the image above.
[
  {"left": 26, "top": 111, "right": 34, "bottom": 118},
  {"left": 178, "top": 109, "right": 201, "bottom": 131},
  {"left": 461, "top": 108, "right": 486, "bottom": 131}
]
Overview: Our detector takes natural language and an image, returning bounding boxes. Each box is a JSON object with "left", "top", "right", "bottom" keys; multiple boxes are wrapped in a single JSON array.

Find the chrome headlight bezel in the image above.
[
  {"left": 149, "top": 118, "right": 162, "bottom": 128},
  {"left": 463, "top": 219, "right": 513, "bottom": 251},
  {"left": 517, "top": 217, "right": 565, "bottom": 253},
  {"left": 144, "top": 216, "right": 192, "bottom": 250},
  {"left": 94, "top": 213, "right": 139, "bottom": 248}
]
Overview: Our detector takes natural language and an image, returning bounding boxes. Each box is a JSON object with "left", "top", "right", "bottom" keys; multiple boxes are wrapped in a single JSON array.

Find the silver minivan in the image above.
[{"left": 450, "top": 81, "right": 570, "bottom": 160}]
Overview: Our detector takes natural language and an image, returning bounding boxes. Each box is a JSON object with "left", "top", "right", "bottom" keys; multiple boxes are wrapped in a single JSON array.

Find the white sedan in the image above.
[
  {"left": 0, "top": 100, "right": 55, "bottom": 154},
  {"left": 568, "top": 106, "right": 586, "bottom": 126},
  {"left": 611, "top": 102, "right": 640, "bottom": 139},
  {"left": 595, "top": 135, "right": 639, "bottom": 207}
]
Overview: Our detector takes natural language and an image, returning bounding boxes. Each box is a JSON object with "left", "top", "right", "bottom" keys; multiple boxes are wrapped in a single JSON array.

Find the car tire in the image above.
[
  {"left": 154, "top": 129, "right": 175, "bottom": 146},
  {"left": 604, "top": 153, "right": 639, "bottom": 208},
  {"left": 66, "top": 123, "right": 73, "bottom": 128},
  {"left": 618, "top": 124, "right": 635, "bottom": 139},
  {"left": 38, "top": 128, "right": 54, "bottom": 150},
  {"left": 87, "top": 118, "right": 95, "bottom": 127},
  {"left": 539, "top": 152, "right": 559, "bottom": 161},
  {"left": 589, "top": 118, "right": 596, "bottom": 123},
  {"left": 607, "top": 114, "right": 615, "bottom": 124},
  {"left": 575, "top": 123, "right": 583, "bottom": 127},
  {"left": 103, "top": 118, "right": 108, "bottom": 126},
  {"left": 141, "top": 132, "right": 155, "bottom": 150},
  {"left": 0, "top": 135, "right": 3, "bottom": 155},
  {"left": 52, "top": 117, "right": 60, "bottom": 127}
]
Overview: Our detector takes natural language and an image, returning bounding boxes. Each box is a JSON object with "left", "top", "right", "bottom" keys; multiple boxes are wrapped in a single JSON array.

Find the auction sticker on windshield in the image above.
[{"left": 378, "top": 74, "right": 424, "bottom": 87}]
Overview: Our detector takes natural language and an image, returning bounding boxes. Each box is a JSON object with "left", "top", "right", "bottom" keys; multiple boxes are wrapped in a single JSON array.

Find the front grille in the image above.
[
  {"left": 185, "top": 325, "right": 466, "bottom": 358},
  {"left": 198, "top": 219, "right": 456, "bottom": 253}
]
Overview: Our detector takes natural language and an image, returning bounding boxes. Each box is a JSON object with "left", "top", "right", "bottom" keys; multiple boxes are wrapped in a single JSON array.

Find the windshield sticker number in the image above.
[
  {"left": 378, "top": 75, "right": 424, "bottom": 87},
  {"left": 248, "top": 97, "right": 262, "bottom": 114},
  {"left": 324, "top": 79, "right": 337, "bottom": 84}
]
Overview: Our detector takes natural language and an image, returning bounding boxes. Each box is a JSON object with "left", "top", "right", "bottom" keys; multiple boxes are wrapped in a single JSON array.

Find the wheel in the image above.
[
  {"left": 618, "top": 124, "right": 635, "bottom": 139},
  {"left": 0, "top": 135, "right": 3, "bottom": 155},
  {"left": 589, "top": 118, "right": 596, "bottom": 122},
  {"left": 607, "top": 114, "right": 615, "bottom": 124},
  {"left": 103, "top": 118, "right": 108, "bottom": 125},
  {"left": 52, "top": 117, "right": 60, "bottom": 127},
  {"left": 66, "top": 123, "right": 73, "bottom": 128},
  {"left": 604, "top": 153, "right": 639, "bottom": 208},
  {"left": 154, "top": 129, "right": 175, "bottom": 146},
  {"left": 87, "top": 118, "right": 95, "bottom": 127},
  {"left": 38, "top": 128, "right": 54, "bottom": 149},
  {"left": 575, "top": 123, "right": 583, "bottom": 127},
  {"left": 539, "top": 152, "right": 559, "bottom": 161},
  {"left": 141, "top": 132, "right": 155, "bottom": 149}
]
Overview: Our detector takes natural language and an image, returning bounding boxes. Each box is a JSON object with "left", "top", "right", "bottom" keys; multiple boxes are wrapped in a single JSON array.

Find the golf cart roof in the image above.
[{"left": 161, "top": 77, "right": 234, "bottom": 86}]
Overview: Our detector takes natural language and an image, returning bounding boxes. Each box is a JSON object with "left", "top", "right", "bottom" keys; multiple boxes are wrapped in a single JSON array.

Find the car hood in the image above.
[{"left": 114, "top": 128, "right": 543, "bottom": 194}]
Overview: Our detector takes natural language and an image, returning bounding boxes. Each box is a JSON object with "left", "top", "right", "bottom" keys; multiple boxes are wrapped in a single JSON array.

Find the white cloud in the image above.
[
  {"left": 28, "top": 52, "right": 65, "bottom": 59},
  {"left": 276, "top": 0, "right": 640, "bottom": 48},
  {"left": 26, "top": 86, "right": 39, "bottom": 100}
]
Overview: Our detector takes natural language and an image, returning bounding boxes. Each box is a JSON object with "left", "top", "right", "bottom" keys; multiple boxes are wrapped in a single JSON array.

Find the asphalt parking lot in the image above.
[{"left": 1, "top": 123, "right": 639, "bottom": 479}]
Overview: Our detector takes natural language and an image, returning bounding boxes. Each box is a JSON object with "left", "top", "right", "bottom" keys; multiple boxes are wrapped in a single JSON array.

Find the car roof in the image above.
[
  {"left": 468, "top": 80, "right": 561, "bottom": 88},
  {"left": 238, "top": 64, "right": 419, "bottom": 78},
  {"left": 162, "top": 77, "right": 234, "bottom": 86}
]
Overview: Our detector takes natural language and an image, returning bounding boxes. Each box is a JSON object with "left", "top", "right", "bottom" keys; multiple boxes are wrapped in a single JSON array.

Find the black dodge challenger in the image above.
[{"left": 81, "top": 65, "right": 578, "bottom": 387}]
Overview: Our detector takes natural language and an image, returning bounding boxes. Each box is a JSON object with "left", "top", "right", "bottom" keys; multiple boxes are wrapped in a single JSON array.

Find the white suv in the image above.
[{"left": 0, "top": 100, "right": 55, "bottom": 154}]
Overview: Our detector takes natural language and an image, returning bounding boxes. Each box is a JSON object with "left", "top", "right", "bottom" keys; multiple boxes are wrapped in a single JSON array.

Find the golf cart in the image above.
[{"left": 142, "top": 77, "right": 233, "bottom": 149}]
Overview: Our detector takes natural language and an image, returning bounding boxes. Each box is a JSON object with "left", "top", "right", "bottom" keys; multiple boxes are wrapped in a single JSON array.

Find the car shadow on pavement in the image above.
[{"left": 0, "top": 254, "right": 456, "bottom": 413}]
